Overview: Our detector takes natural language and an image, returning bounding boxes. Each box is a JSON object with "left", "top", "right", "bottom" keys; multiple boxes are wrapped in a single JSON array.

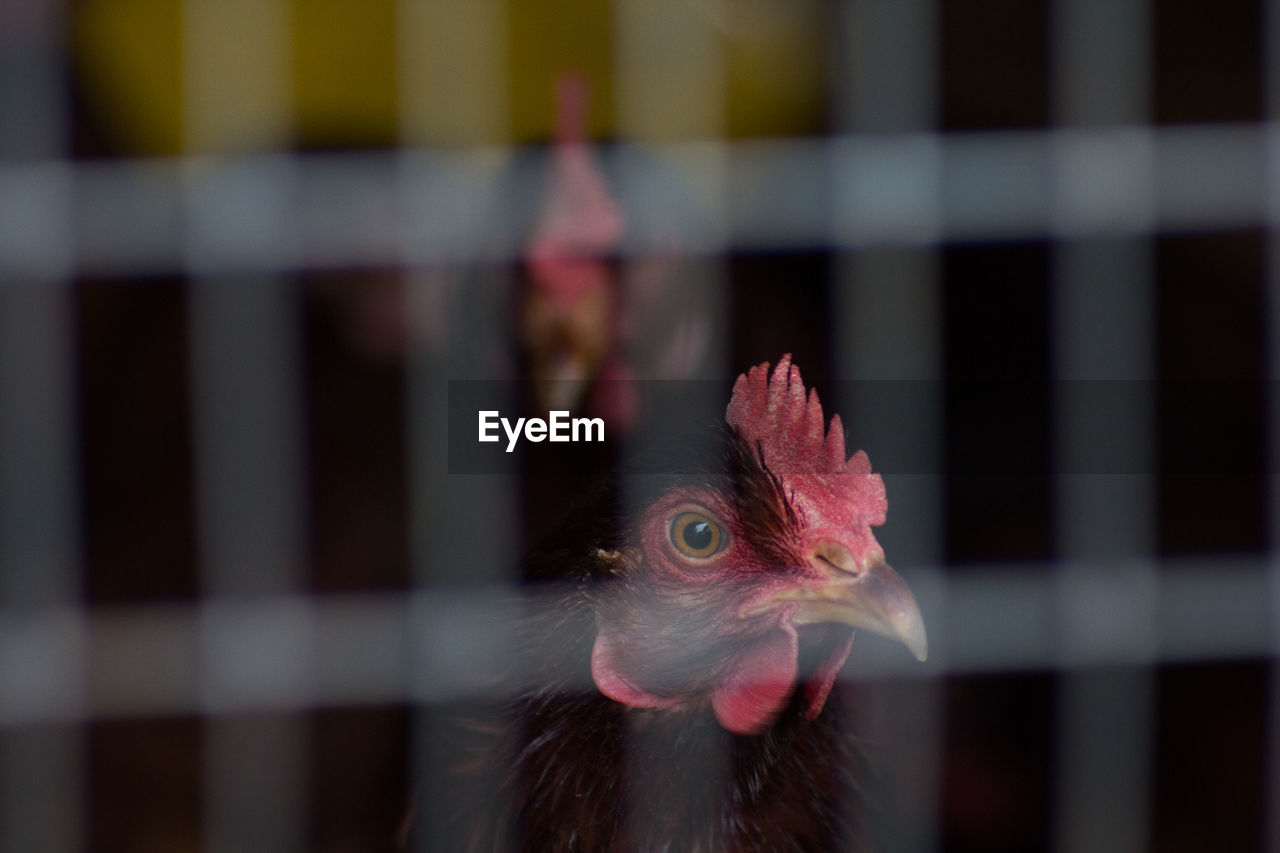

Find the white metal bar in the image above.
[
  {"left": 1265, "top": 3, "right": 1280, "bottom": 849},
  {"left": 837, "top": 4, "right": 942, "bottom": 848},
  {"left": 840, "top": 0, "right": 937, "bottom": 133},
  {"left": 1053, "top": 0, "right": 1150, "bottom": 127},
  {"left": 0, "top": 2, "right": 67, "bottom": 158},
  {"left": 838, "top": 256, "right": 945, "bottom": 853},
  {"left": 188, "top": 269, "right": 309, "bottom": 853},
  {"left": 188, "top": 274, "right": 306, "bottom": 595},
  {"left": 613, "top": 0, "right": 725, "bottom": 140},
  {"left": 0, "top": 726, "right": 82, "bottom": 853},
  {"left": 182, "top": 0, "right": 305, "bottom": 848},
  {"left": 0, "top": 561, "right": 1271, "bottom": 723},
  {"left": 0, "top": 282, "right": 81, "bottom": 609},
  {"left": 181, "top": 0, "right": 291, "bottom": 154},
  {"left": 0, "top": 2, "right": 83, "bottom": 848},
  {"left": 397, "top": 0, "right": 508, "bottom": 145},
  {"left": 2, "top": 128, "right": 1279, "bottom": 281},
  {"left": 613, "top": 8, "right": 731, "bottom": 848},
  {"left": 1269, "top": 247, "right": 1280, "bottom": 853},
  {"left": 1051, "top": 3, "right": 1154, "bottom": 851},
  {"left": 400, "top": 245, "right": 523, "bottom": 853},
  {"left": 204, "top": 714, "right": 309, "bottom": 853},
  {"left": 397, "top": 0, "right": 515, "bottom": 845}
]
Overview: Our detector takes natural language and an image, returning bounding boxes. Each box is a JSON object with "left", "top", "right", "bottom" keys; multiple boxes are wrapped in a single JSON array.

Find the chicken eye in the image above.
[{"left": 669, "top": 511, "right": 727, "bottom": 559}]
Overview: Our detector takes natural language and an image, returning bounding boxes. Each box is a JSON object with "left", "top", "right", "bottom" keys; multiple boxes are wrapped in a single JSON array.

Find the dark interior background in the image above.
[{"left": 62, "top": 0, "right": 1273, "bottom": 850}]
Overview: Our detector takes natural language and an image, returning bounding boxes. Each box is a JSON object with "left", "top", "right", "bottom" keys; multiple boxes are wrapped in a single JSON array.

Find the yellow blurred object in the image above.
[
  {"left": 292, "top": 0, "right": 399, "bottom": 146},
  {"left": 72, "top": 0, "right": 828, "bottom": 154},
  {"left": 506, "top": 0, "right": 614, "bottom": 142},
  {"left": 721, "top": 0, "right": 828, "bottom": 137},
  {"left": 75, "top": 0, "right": 185, "bottom": 155}
]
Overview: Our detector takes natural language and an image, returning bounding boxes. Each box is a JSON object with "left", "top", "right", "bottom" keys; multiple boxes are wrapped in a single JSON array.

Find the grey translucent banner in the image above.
[{"left": 446, "top": 380, "right": 1271, "bottom": 475}]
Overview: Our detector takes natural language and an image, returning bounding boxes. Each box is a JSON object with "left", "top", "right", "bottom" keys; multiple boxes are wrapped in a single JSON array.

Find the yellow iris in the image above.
[{"left": 669, "top": 511, "right": 727, "bottom": 559}]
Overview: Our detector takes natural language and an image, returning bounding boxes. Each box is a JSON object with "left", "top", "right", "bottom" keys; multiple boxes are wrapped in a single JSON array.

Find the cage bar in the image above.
[
  {"left": 1265, "top": 1, "right": 1280, "bottom": 848},
  {"left": 181, "top": 0, "right": 307, "bottom": 849},
  {"left": 837, "top": 3, "right": 944, "bottom": 850},
  {"left": 0, "top": 1, "right": 1276, "bottom": 849},
  {"left": 189, "top": 270, "right": 310, "bottom": 853},
  {"left": 0, "top": 0, "right": 83, "bottom": 849},
  {"left": 1051, "top": 3, "right": 1156, "bottom": 851}
]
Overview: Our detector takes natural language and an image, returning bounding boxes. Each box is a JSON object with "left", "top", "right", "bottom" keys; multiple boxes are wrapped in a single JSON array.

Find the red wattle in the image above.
[
  {"left": 590, "top": 628, "right": 682, "bottom": 711},
  {"left": 804, "top": 631, "right": 854, "bottom": 720},
  {"left": 710, "top": 626, "right": 799, "bottom": 736}
]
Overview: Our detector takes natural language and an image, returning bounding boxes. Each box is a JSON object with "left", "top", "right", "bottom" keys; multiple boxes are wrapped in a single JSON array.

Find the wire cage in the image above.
[{"left": 1, "top": 0, "right": 1277, "bottom": 850}]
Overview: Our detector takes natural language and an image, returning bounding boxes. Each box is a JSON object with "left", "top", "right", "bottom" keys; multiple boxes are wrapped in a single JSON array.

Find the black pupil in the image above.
[{"left": 683, "top": 520, "right": 714, "bottom": 551}]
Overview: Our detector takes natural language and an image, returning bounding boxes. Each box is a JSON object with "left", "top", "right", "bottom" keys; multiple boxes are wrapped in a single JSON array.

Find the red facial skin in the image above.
[
  {"left": 591, "top": 479, "right": 884, "bottom": 735},
  {"left": 590, "top": 355, "right": 894, "bottom": 735}
]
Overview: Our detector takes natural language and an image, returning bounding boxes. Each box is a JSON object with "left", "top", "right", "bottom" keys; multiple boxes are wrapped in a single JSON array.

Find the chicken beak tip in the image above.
[
  {"left": 785, "top": 556, "right": 929, "bottom": 664},
  {"left": 892, "top": 593, "right": 928, "bottom": 662},
  {"left": 879, "top": 595, "right": 927, "bottom": 663},
  {"left": 906, "top": 624, "right": 928, "bottom": 662}
]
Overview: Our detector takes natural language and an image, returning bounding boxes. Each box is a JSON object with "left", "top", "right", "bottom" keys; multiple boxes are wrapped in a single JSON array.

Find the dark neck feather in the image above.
[
  {"left": 435, "top": 423, "right": 874, "bottom": 851},
  {"left": 496, "top": 685, "right": 864, "bottom": 853}
]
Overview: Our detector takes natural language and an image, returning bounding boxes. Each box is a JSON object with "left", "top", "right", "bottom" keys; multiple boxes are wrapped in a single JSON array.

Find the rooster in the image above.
[{"left": 418, "top": 355, "right": 927, "bottom": 852}]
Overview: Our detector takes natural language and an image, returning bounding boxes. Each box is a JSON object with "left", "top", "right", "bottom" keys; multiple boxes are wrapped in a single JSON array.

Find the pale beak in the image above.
[{"left": 770, "top": 543, "right": 928, "bottom": 662}]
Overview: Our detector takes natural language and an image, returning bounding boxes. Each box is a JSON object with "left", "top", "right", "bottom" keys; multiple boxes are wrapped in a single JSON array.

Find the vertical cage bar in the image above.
[
  {"left": 398, "top": 2, "right": 517, "bottom": 848},
  {"left": 0, "top": 0, "right": 83, "bottom": 849},
  {"left": 402, "top": 271, "right": 522, "bottom": 851},
  {"left": 1269, "top": 228, "right": 1280, "bottom": 853},
  {"left": 613, "top": 3, "right": 730, "bottom": 849},
  {"left": 182, "top": 1, "right": 306, "bottom": 850},
  {"left": 1051, "top": 247, "right": 1155, "bottom": 853},
  {"left": 613, "top": 0, "right": 725, "bottom": 141},
  {"left": 1051, "top": 4, "right": 1154, "bottom": 852},
  {"left": 189, "top": 271, "right": 309, "bottom": 853},
  {"left": 0, "top": 217, "right": 78, "bottom": 621},
  {"left": 836, "top": 3, "right": 942, "bottom": 851},
  {"left": 0, "top": 724, "right": 83, "bottom": 853},
  {"left": 0, "top": 278, "right": 83, "bottom": 853},
  {"left": 397, "top": 0, "right": 508, "bottom": 146},
  {"left": 188, "top": 275, "right": 306, "bottom": 598},
  {"left": 1052, "top": 0, "right": 1150, "bottom": 128},
  {"left": 836, "top": 253, "right": 944, "bottom": 853},
  {"left": 0, "top": 2, "right": 67, "bottom": 158},
  {"left": 838, "top": 0, "right": 938, "bottom": 134},
  {"left": 182, "top": 0, "right": 292, "bottom": 154},
  {"left": 1265, "top": 2, "right": 1280, "bottom": 848}
]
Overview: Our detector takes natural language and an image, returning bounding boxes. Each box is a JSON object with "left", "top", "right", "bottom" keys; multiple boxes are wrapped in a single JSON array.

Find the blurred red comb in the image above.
[
  {"left": 726, "top": 355, "right": 846, "bottom": 473},
  {"left": 725, "top": 355, "right": 885, "bottom": 524},
  {"left": 526, "top": 72, "right": 624, "bottom": 299}
]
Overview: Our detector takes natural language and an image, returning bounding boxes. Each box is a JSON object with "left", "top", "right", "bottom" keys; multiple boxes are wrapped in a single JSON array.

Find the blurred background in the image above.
[{"left": 0, "top": 0, "right": 1277, "bottom": 850}]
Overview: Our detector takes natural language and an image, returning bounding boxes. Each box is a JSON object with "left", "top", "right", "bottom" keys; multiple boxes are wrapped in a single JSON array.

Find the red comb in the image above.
[
  {"left": 725, "top": 355, "right": 886, "bottom": 523},
  {"left": 526, "top": 72, "right": 624, "bottom": 295}
]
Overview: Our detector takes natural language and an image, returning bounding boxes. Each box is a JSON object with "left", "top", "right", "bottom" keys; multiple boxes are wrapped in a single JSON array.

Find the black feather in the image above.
[{"left": 415, "top": 425, "right": 883, "bottom": 852}]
